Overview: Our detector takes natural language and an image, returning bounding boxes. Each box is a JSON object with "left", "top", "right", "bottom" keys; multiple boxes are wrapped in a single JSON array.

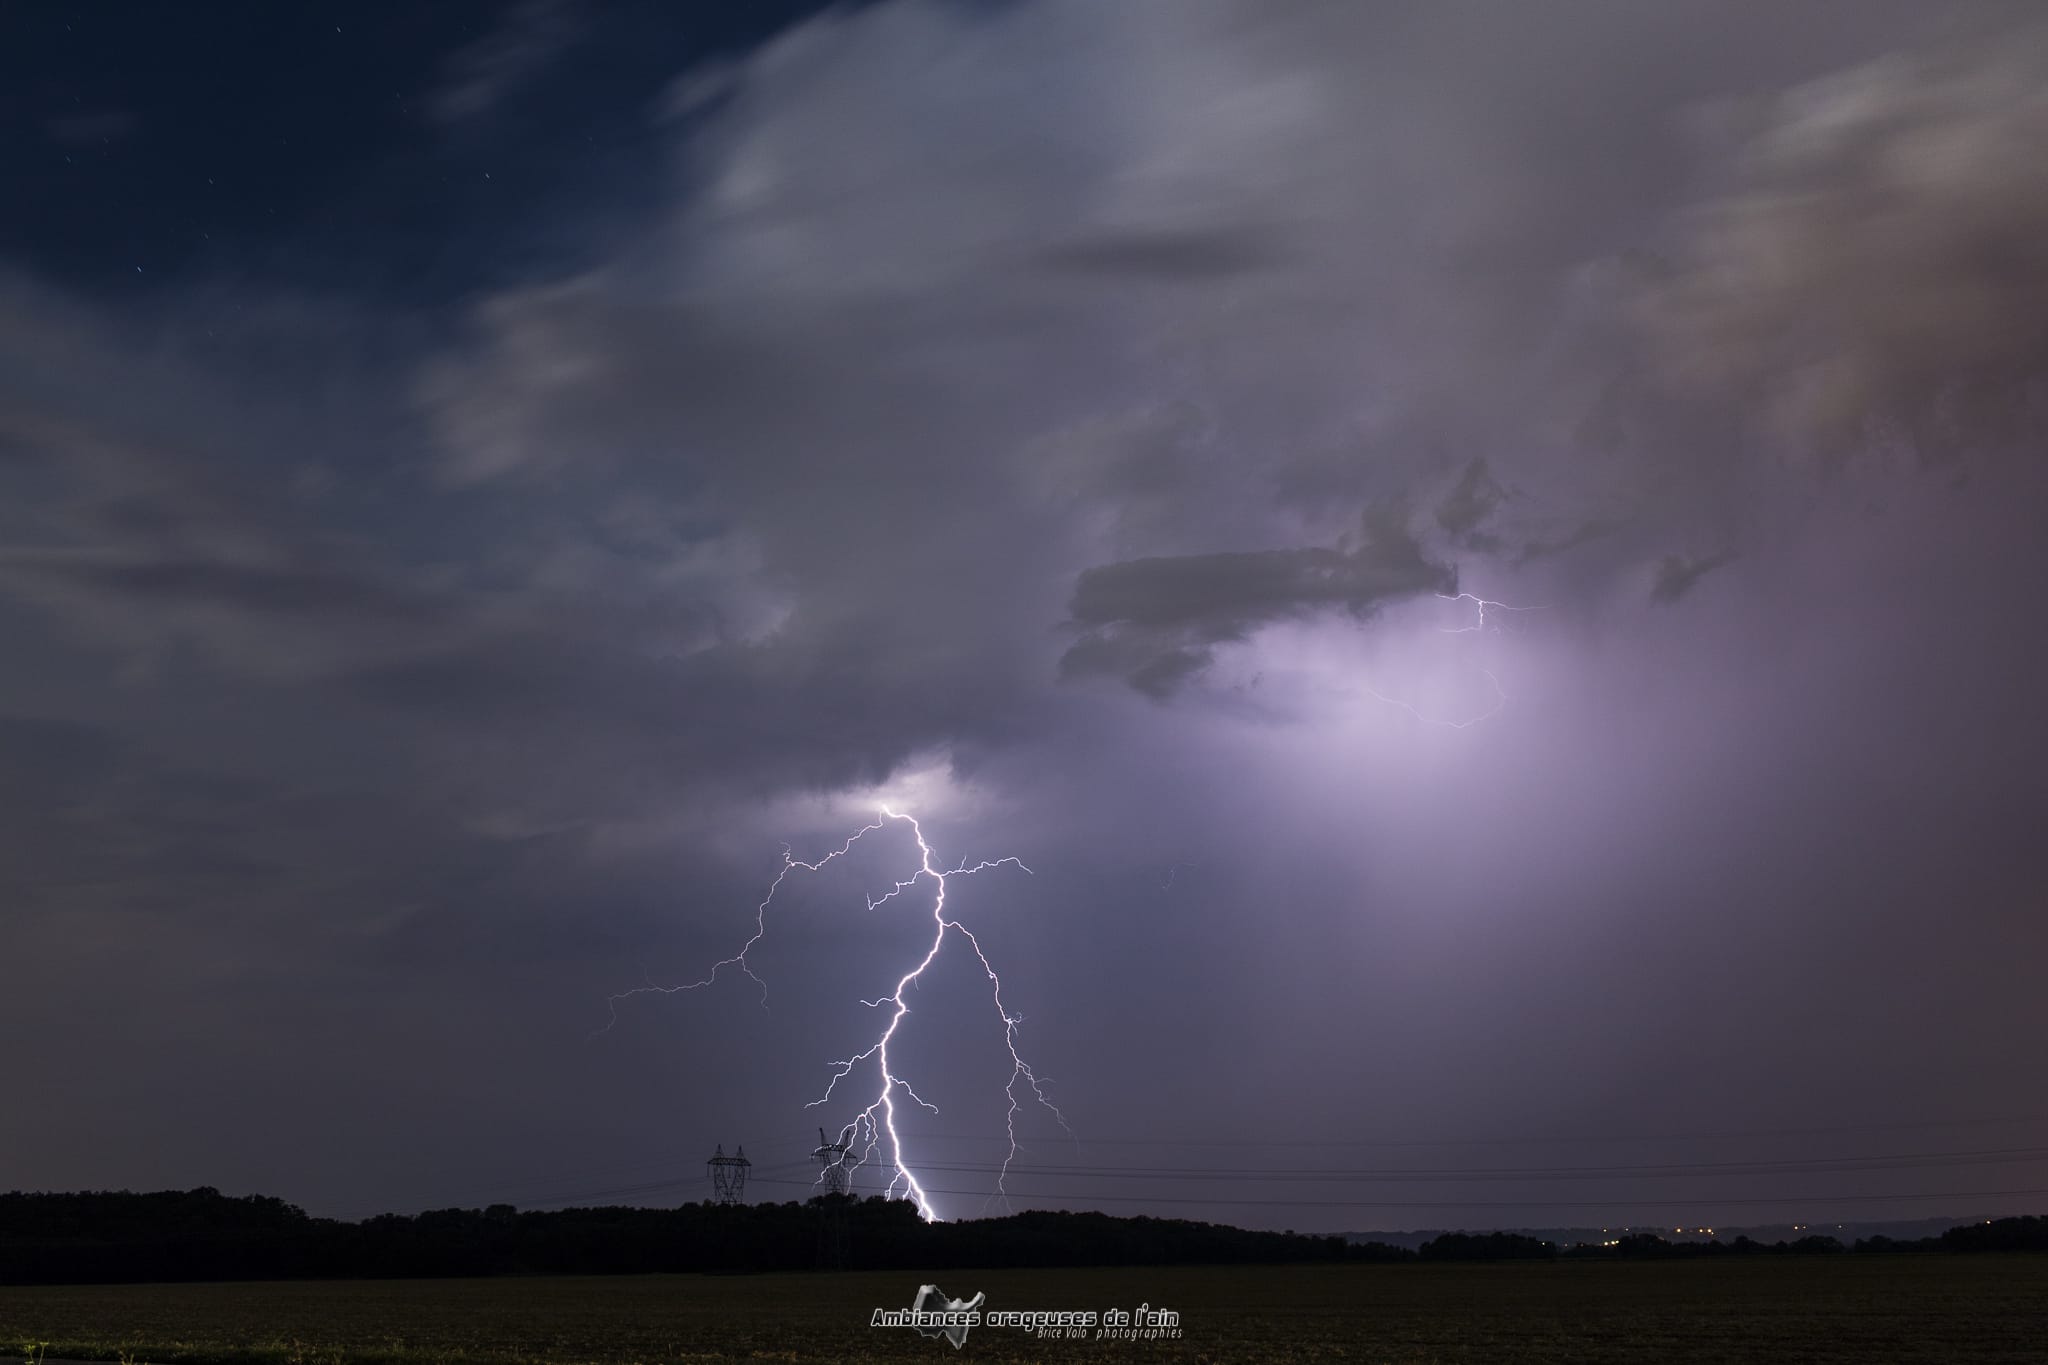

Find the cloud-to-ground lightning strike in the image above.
[{"left": 601, "top": 808, "right": 1067, "bottom": 1222}]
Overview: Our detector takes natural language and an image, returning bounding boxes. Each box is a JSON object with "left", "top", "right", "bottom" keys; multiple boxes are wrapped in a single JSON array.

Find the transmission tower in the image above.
[
  {"left": 706, "top": 1143, "right": 751, "bottom": 1205},
  {"left": 812, "top": 1124, "right": 856, "bottom": 1195}
]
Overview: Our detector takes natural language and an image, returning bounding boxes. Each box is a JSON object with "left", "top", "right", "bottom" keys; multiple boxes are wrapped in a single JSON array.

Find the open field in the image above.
[{"left": 3, "top": 1257, "right": 2046, "bottom": 1364}]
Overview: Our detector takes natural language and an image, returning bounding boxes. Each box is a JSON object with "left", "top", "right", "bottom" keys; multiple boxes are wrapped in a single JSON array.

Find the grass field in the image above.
[{"left": 3, "top": 1257, "right": 2046, "bottom": 1364}]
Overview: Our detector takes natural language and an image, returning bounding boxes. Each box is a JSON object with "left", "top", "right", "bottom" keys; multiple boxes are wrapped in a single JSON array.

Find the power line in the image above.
[
  {"left": 333, "top": 1116, "right": 2048, "bottom": 1218},
  {"left": 741, "top": 1176, "right": 2048, "bottom": 1212},
  {"left": 862, "top": 1145, "right": 2048, "bottom": 1185},
  {"left": 499, "top": 1144, "right": 2048, "bottom": 1213},
  {"left": 890, "top": 1114, "right": 2048, "bottom": 1150}
]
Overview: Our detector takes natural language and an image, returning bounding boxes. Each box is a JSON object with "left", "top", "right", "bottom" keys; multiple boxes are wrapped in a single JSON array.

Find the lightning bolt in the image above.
[
  {"left": 1360, "top": 589, "right": 1540, "bottom": 728},
  {"left": 597, "top": 823, "right": 883, "bottom": 1026},
  {"left": 1363, "top": 667, "right": 1507, "bottom": 730},
  {"left": 1434, "top": 590, "right": 1544, "bottom": 634},
  {"left": 602, "top": 807, "right": 1067, "bottom": 1222}
]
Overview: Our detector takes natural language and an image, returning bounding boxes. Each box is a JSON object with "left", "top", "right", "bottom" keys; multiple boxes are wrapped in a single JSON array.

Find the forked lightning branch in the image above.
[{"left": 601, "top": 807, "right": 1067, "bottom": 1221}]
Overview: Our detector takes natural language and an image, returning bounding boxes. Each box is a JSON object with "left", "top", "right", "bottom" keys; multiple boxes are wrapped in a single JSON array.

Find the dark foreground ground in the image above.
[{"left": 2, "top": 1256, "right": 2045, "bottom": 1364}]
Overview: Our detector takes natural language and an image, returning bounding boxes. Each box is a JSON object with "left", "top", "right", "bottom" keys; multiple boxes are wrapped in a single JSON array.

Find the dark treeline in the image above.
[
  {"left": 1, "top": 1189, "right": 2042, "bottom": 1284},
  {"left": 0, "top": 1188, "right": 1393, "bottom": 1284},
  {"left": 1416, "top": 1218, "right": 2048, "bottom": 1262}
]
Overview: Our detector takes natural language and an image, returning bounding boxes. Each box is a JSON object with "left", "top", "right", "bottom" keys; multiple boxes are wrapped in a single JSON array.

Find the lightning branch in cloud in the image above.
[
  {"left": 1362, "top": 667, "right": 1508, "bottom": 731},
  {"left": 602, "top": 807, "right": 1066, "bottom": 1222},
  {"left": 1357, "top": 590, "right": 1541, "bottom": 729},
  {"left": 1435, "top": 590, "right": 1545, "bottom": 635}
]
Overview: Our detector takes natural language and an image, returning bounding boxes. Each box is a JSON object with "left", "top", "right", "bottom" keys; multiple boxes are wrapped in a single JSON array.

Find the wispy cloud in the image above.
[{"left": 430, "top": 0, "right": 582, "bottom": 124}]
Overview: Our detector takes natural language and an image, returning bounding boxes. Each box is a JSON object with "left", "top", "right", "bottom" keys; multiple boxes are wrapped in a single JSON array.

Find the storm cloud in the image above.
[
  {"left": 1641, "top": 23, "right": 2048, "bottom": 459},
  {"left": 1062, "top": 507, "right": 1454, "bottom": 696},
  {"left": 3, "top": 0, "right": 2045, "bottom": 1230}
]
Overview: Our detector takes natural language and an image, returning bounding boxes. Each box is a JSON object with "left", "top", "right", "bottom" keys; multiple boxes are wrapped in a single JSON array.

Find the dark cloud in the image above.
[
  {"left": 1062, "top": 507, "right": 1455, "bottom": 696},
  {"left": 0, "top": 329, "right": 476, "bottom": 681},
  {"left": 1512, "top": 518, "right": 1625, "bottom": 567},
  {"left": 1035, "top": 227, "right": 1280, "bottom": 281},
  {"left": 1648, "top": 550, "right": 1737, "bottom": 605},
  {"left": 1434, "top": 458, "right": 1508, "bottom": 547},
  {"left": 0, "top": 550, "right": 444, "bottom": 624},
  {"left": 3, "top": 0, "right": 2046, "bottom": 1229},
  {"left": 1640, "top": 24, "right": 2048, "bottom": 460}
]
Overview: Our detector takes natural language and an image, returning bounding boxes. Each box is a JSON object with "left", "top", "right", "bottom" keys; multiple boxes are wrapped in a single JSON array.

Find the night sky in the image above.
[{"left": 5, "top": 1, "right": 2046, "bottom": 1234}]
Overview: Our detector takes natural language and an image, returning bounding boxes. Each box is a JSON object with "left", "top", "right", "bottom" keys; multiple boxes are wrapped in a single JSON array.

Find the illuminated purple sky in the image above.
[{"left": 4, "top": 1, "right": 2045, "bottom": 1232}]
